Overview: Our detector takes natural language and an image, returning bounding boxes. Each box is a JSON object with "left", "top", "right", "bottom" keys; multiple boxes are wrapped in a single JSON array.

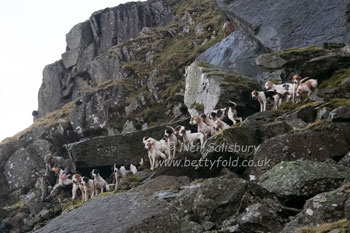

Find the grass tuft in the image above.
[
  {"left": 299, "top": 219, "right": 347, "bottom": 233},
  {"left": 320, "top": 68, "right": 350, "bottom": 88},
  {"left": 127, "top": 175, "right": 141, "bottom": 183}
]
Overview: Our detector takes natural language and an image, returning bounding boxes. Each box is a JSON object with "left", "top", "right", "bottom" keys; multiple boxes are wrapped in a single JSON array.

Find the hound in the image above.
[
  {"left": 292, "top": 75, "right": 318, "bottom": 102},
  {"left": 164, "top": 126, "right": 178, "bottom": 159},
  {"left": 50, "top": 167, "right": 73, "bottom": 196},
  {"left": 226, "top": 101, "right": 242, "bottom": 125},
  {"left": 81, "top": 176, "right": 95, "bottom": 201},
  {"left": 210, "top": 108, "right": 227, "bottom": 120},
  {"left": 71, "top": 174, "right": 84, "bottom": 201},
  {"left": 265, "top": 81, "right": 294, "bottom": 102},
  {"left": 251, "top": 90, "right": 282, "bottom": 111},
  {"left": 189, "top": 115, "right": 214, "bottom": 139},
  {"left": 209, "top": 112, "right": 230, "bottom": 131},
  {"left": 201, "top": 113, "right": 216, "bottom": 129},
  {"left": 91, "top": 169, "right": 110, "bottom": 194},
  {"left": 113, "top": 158, "right": 143, "bottom": 190},
  {"left": 175, "top": 125, "right": 205, "bottom": 150},
  {"left": 143, "top": 137, "right": 170, "bottom": 170}
]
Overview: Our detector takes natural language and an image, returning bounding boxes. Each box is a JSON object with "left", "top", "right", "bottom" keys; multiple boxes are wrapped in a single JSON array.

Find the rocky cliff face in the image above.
[
  {"left": 215, "top": 0, "right": 350, "bottom": 51},
  {"left": 38, "top": 0, "right": 179, "bottom": 117},
  {"left": 1, "top": 0, "right": 350, "bottom": 232}
]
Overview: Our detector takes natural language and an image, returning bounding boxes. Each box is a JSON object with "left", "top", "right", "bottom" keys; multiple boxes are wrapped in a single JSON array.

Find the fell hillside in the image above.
[{"left": 1, "top": 0, "right": 350, "bottom": 232}]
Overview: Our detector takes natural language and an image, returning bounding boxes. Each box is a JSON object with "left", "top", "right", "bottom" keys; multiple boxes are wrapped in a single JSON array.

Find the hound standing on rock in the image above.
[
  {"left": 292, "top": 75, "right": 318, "bottom": 102},
  {"left": 143, "top": 137, "right": 171, "bottom": 170},
  {"left": 251, "top": 90, "right": 282, "bottom": 112},
  {"left": 190, "top": 115, "right": 214, "bottom": 139},
  {"left": 72, "top": 174, "right": 84, "bottom": 201},
  {"left": 81, "top": 176, "right": 95, "bottom": 202},
  {"left": 164, "top": 126, "right": 178, "bottom": 159},
  {"left": 264, "top": 81, "right": 294, "bottom": 102},
  {"left": 209, "top": 112, "right": 230, "bottom": 131},
  {"left": 226, "top": 101, "right": 242, "bottom": 125},
  {"left": 113, "top": 158, "right": 143, "bottom": 190},
  {"left": 175, "top": 125, "right": 205, "bottom": 150},
  {"left": 91, "top": 169, "right": 110, "bottom": 194}
]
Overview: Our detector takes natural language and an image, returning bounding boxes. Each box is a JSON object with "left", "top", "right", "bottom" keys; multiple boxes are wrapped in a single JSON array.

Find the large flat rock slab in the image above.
[
  {"left": 34, "top": 192, "right": 180, "bottom": 233},
  {"left": 66, "top": 119, "right": 191, "bottom": 168}
]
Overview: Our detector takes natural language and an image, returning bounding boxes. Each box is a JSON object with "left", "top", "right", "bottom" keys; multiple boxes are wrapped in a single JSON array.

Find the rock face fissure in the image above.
[{"left": 38, "top": 0, "right": 178, "bottom": 117}]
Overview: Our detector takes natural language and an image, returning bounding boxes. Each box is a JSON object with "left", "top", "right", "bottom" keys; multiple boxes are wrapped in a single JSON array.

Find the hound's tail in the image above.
[
  {"left": 228, "top": 101, "right": 237, "bottom": 107},
  {"left": 139, "top": 158, "right": 144, "bottom": 167},
  {"left": 300, "top": 77, "right": 310, "bottom": 83},
  {"left": 166, "top": 126, "right": 175, "bottom": 131}
]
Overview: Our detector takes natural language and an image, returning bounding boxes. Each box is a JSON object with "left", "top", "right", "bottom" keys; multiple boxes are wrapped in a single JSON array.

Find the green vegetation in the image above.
[
  {"left": 276, "top": 98, "right": 350, "bottom": 116},
  {"left": 270, "top": 45, "right": 324, "bottom": 57},
  {"left": 121, "top": 61, "right": 150, "bottom": 77},
  {"left": 328, "top": 98, "right": 350, "bottom": 108},
  {"left": 138, "top": 104, "right": 169, "bottom": 127},
  {"left": 320, "top": 68, "right": 350, "bottom": 88},
  {"left": 61, "top": 200, "right": 85, "bottom": 213},
  {"left": 274, "top": 101, "right": 324, "bottom": 114},
  {"left": 127, "top": 175, "right": 141, "bottom": 183},
  {"left": 94, "top": 0, "right": 224, "bottom": 129},
  {"left": 90, "top": 79, "right": 135, "bottom": 93},
  {"left": 295, "top": 120, "right": 331, "bottom": 132},
  {"left": 93, "top": 191, "right": 117, "bottom": 198},
  {"left": 161, "top": 80, "right": 184, "bottom": 103},
  {"left": 154, "top": 0, "right": 224, "bottom": 71},
  {"left": 62, "top": 191, "right": 123, "bottom": 213},
  {"left": 4, "top": 201, "right": 25, "bottom": 210},
  {"left": 198, "top": 61, "right": 212, "bottom": 69},
  {"left": 299, "top": 219, "right": 347, "bottom": 233},
  {"left": 190, "top": 102, "right": 205, "bottom": 112}
]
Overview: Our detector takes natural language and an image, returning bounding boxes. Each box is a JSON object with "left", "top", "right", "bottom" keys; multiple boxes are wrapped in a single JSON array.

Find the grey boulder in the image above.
[
  {"left": 33, "top": 192, "right": 181, "bottom": 233},
  {"left": 260, "top": 160, "right": 350, "bottom": 199},
  {"left": 215, "top": 0, "right": 350, "bottom": 50}
]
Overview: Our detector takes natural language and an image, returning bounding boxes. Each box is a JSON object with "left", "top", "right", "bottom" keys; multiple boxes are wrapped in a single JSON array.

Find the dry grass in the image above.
[{"left": 299, "top": 219, "right": 347, "bottom": 233}]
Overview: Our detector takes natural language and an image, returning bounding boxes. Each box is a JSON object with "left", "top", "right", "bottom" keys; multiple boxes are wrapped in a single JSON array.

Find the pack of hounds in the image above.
[
  {"left": 49, "top": 75, "right": 317, "bottom": 202},
  {"left": 50, "top": 160, "right": 143, "bottom": 202},
  {"left": 143, "top": 74, "right": 318, "bottom": 170},
  {"left": 251, "top": 75, "right": 318, "bottom": 111}
]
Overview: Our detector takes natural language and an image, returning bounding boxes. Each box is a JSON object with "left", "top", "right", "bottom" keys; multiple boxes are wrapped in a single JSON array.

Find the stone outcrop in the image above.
[
  {"left": 196, "top": 30, "right": 268, "bottom": 82},
  {"left": 215, "top": 0, "right": 350, "bottom": 51},
  {"left": 260, "top": 160, "right": 350, "bottom": 200},
  {"left": 33, "top": 192, "right": 181, "bottom": 233},
  {"left": 184, "top": 61, "right": 260, "bottom": 117},
  {"left": 283, "top": 187, "right": 350, "bottom": 232},
  {"left": 246, "top": 122, "right": 350, "bottom": 177},
  {"left": 38, "top": 0, "right": 179, "bottom": 117},
  {"left": 66, "top": 119, "right": 190, "bottom": 168}
]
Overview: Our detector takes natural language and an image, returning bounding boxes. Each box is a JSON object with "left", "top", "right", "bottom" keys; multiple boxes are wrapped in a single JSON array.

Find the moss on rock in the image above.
[
  {"left": 299, "top": 219, "right": 347, "bottom": 233},
  {"left": 320, "top": 68, "right": 350, "bottom": 88}
]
